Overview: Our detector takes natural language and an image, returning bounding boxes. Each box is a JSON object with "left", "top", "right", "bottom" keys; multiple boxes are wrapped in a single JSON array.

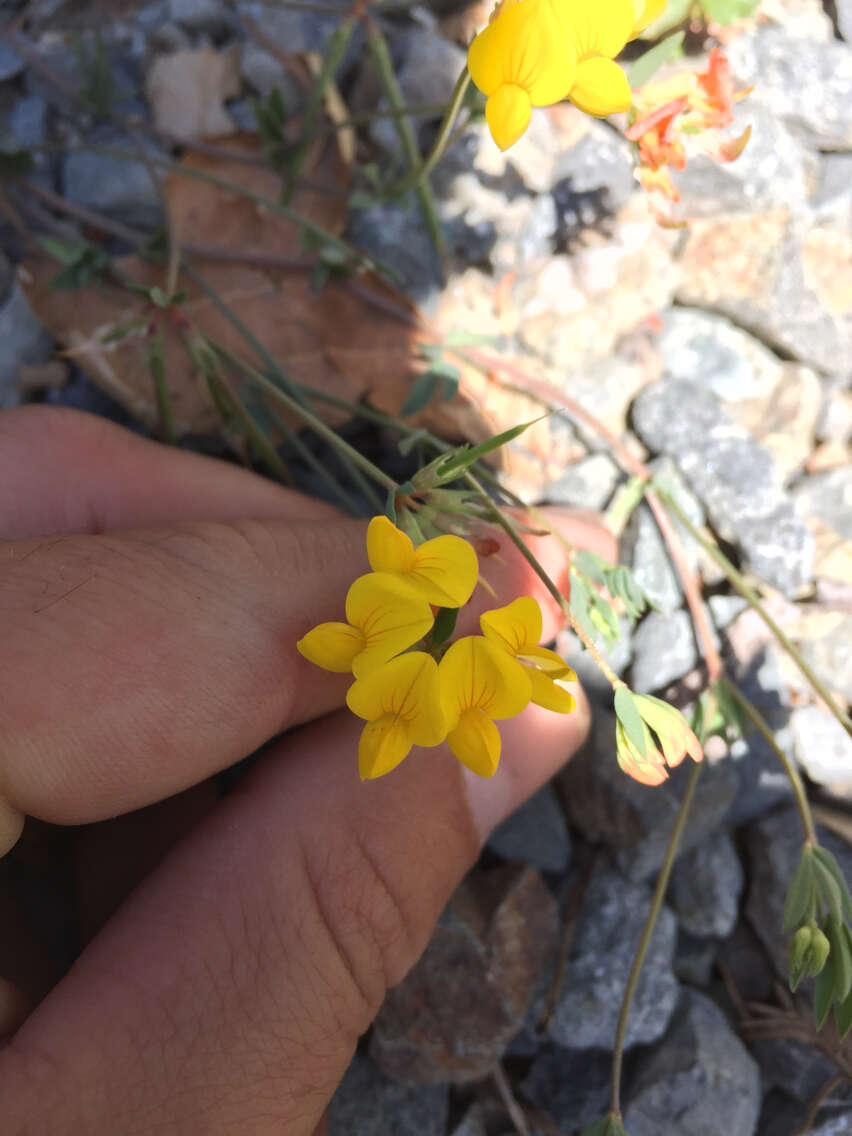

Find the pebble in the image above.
[
  {"left": 329, "top": 1054, "right": 448, "bottom": 1136},
  {"left": 521, "top": 1045, "right": 613, "bottom": 1132},
  {"left": 487, "top": 784, "right": 572, "bottom": 874},
  {"left": 62, "top": 128, "right": 167, "bottom": 229},
  {"left": 631, "top": 609, "right": 699, "bottom": 692},
  {"left": 669, "top": 829, "right": 744, "bottom": 939},
  {"left": 0, "top": 280, "right": 54, "bottom": 407},
  {"left": 791, "top": 704, "right": 852, "bottom": 796}
]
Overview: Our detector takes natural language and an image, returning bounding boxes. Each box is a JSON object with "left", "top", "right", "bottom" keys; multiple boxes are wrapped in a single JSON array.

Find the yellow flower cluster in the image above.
[
  {"left": 297, "top": 516, "right": 577, "bottom": 780},
  {"left": 468, "top": 0, "right": 665, "bottom": 150}
]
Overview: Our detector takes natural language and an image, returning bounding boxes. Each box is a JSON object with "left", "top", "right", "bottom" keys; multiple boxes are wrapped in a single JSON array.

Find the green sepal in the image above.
[
  {"left": 581, "top": 1115, "right": 629, "bottom": 1136},
  {"left": 813, "top": 858, "right": 845, "bottom": 924},
  {"left": 614, "top": 688, "right": 647, "bottom": 759},
  {"left": 835, "top": 983, "right": 852, "bottom": 1040},
  {"left": 814, "top": 954, "right": 836, "bottom": 1030},
  {"left": 788, "top": 925, "right": 813, "bottom": 993},
  {"left": 431, "top": 607, "right": 459, "bottom": 647},
  {"left": 812, "top": 847, "right": 852, "bottom": 921}
]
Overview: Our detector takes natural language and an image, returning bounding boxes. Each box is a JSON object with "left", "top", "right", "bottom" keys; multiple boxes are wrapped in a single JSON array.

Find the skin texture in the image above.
[{"left": 0, "top": 406, "right": 616, "bottom": 1135}]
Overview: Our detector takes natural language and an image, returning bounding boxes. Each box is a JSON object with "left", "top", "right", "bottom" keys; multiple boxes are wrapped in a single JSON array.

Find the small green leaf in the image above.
[
  {"left": 149, "top": 286, "right": 171, "bottom": 309},
  {"left": 700, "top": 0, "right": 759, "bottom": 24},
  {"left": 435, "top": 418, "right": 541, "bottom": 478},
  {"left": 38, "top": 236, "right": 81, "bottom": 265},
  {"left": 385, "top": 486, "right": 397, "bottom": 523},
  {"left": 573, "top": 549, "right": 608, "bottom": 586},
  {"left": 581, "top": 1115, "right": 629, "bottom": 1136},
  {"left": 614, "top": 687, "right": 648, "bottom": 759},
  {"left": 783, "top": 851, "right": 816, "bottom": 933},
  {"left": 813, "top": 847, "right": 852, "bottom": 920},
  {"left": 835, "top": 983, "right": 852, "bottom": 1040},
  {"left": 814, "top": 955, "right": 836, "bottom": 1030},
  {"left": 629, "top": 30, "right": 685, "bottom": 88},
  {"left": 431, "top": 607, "right": 459, "bottom": 647},
  {"left": 814, "top": 858, "right": 845, "bottom": 924},
  {"left": 401, "top": 372, "right": 439, "bottom": 417},
  {"left": 828, "top": 917, "right": 852, "bottom": 1003}
]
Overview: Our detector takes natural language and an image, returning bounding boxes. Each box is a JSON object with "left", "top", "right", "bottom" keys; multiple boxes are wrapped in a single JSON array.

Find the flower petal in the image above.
[
  {"left": 439, "top": 636, "right": 532, "bottom": 726},
  {"left": 358, "top": 715, "right": 413, "bottom": 780},
  {"left": 527, "top": 666, "right": 577, "bottom": 714},
  {"left": 480, "top": 595, "right": 542, "bottom": 655},
  {"left": 631, "top": 0, "right": 665, "bottom": 36},
  {"left": 346, "top": 572, "right": 434, "bottom": 677},
  {"left": 447, "top": 707, "right": 502, "bottom": 777},
  {"left": 409, "top": 533, "right": 479, "bottom": 608},
  {"left": 558, "top": 0, "right": 636, "bottom": 58},
  {"left": 346, "top": 652, "right": 446, "bottom": 746},
  {"left": 569, "top": 57, "right": 632, "bottom": 117},
  {"left": 469, "top": 0, "right": 577, "bottom": 106},
  {"left": 519, "top": 646, "right": 576, "bottom": 677},
  {"left": 615, "top": 720, "right": 668, "bottom": 786},
  {"left": 297, "top": 621, "right": 364, "bottom": 673},
  {"left": 486, "top": 85, "right": 533, "bottom": 151},
  {"left": 366, "top": 515, "right": 416, "bottom": 575}
]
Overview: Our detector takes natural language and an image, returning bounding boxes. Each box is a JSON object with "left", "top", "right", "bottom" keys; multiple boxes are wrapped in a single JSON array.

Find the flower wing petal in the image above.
[
  {"left": 366, "top": 515, "right": 415, "bottom": 575},
  {"left": 439, "top": 636, "right": 531, "bottom": 723},
  {"left": 480, "top": 595, "right": 542, "bottom": 655},
  {"left": 527, "top": 666, "right": 577, "bottom": 714},
  {"left": 297, "top": 622, "right": 364, "bottom": 673},
  {"left": 631, "top": 0, "right": 665, "bottom": 35},
  {"left": 358, "top": 716, "right": 412, "bottom": 780},
  {"left": 469, "top": 0, "right": 577, "bottom": 105},
  {"left": 448, "top": 707, "right": 502, "bottom": 777},
  {"left": 409, "top": 533, "right": 479, "bottom": 607},
  {"left": 569, "top": 56, "right": 632, "bottom": 117},
  {"left": 485, "top": 86, "right": 533, "bottom": 151},
  {"left": 346, "top": 572, "right": 434, "bottom": 677},
  {"left": 520, "top": 646, "right": 576, "bottom": 677},
  {"left": 557, "top": 0, "right": 636, "bottom": 58}
]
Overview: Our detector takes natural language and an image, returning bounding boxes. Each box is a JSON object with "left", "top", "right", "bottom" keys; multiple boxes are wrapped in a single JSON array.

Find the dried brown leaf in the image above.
[{"left": 146, "top": 46, "right": 241, "bottom": 143}]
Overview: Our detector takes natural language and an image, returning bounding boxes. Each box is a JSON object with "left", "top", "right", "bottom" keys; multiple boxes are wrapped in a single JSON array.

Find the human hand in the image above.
[{"left": 0, "top": 406, "right": 614, "bottom": 1134}]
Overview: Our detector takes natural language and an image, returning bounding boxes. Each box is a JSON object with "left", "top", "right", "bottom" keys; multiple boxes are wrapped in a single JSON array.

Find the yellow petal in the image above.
[
  {"left": 485, "top": 85, "right": 533, "bottom": 151},
  {"left": 347, "top": 652, "right": 446, "bottom": 746},
  {"left": 631, "top": 0, "right": 666, "bottom": 36},
  {"left": 527, "top": 666, "right": 577, "bottom": 714},
  {"left": 439, "top": 636, "right": 532, "bottom": 727},
  {"left": 358, "top": 715, "right": 413, "bottom": 779},
  {"left": 558, "top": 0, "right": 636, "bottom": 58},
  {"left": 520, "top": 646, "right": 576, "bottom": 678},
  {"left": 297, "top": 621, "right": 364, "bottom": 673},
  {"left": 569, "top": 57, "right": 632, "bottom": 117},
  {"left": 366, "top": 515, "right": 416, "bottom": 575},
  {"left": 408, "top": 533, "right": 479, "bottom": 608},
  {"left": 346, "top": 572, "right": 434, "bottom": 678},
  {"left": 469, "top": 0, "right": 578, "bottom": 105},
  {"left": 615, "top": 720, "right": 668, "bottom": 786},
  {"left": 447, "top": 707, "right": 503, "bottom": 777},
  {"left": 480, "top": 595, "right": 542, "bottom": 655}
]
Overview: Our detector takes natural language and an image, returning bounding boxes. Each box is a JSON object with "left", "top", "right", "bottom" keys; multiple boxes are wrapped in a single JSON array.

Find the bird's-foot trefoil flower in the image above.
[
  {"left": 297, "top": 571, "right": 434, "bottom": 678},
  {"left": 480, "top": 596, "right": 577, "bottom": 713},
  {"left": 366, "top": 515, "right": 479, "bottom": 608},
  {"left": 438, "top": 635, "right": 532, "bottom": 777},
  {"left": 347, "top": 652, "right": 446, "bottom": 779},
  {"left": 615, "top": 691, "right": 703, "bottom": 785}
]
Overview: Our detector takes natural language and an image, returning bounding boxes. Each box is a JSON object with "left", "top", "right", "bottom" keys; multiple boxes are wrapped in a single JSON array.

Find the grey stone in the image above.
[
  {"left": 625, "top": 506, "right": 684, "bottom": 615},
  {"left": 632, "top": 379, "right": 814, "bottom": 596},
  {"left": 560, "top": 710, "right": 739, "bottom": 881},
  {"left": 817, "top": 383, "right": 852, "bottom": 445},
  {"left": 840, "top": 0, "right": 852, "bottom": 41},
  {"left": 0, "top": 281, "right": 54, "bottom": 407},
  {"left": 521, "top": 1045, "right": 613, "bottom": 1132},
  {"left": 670, "top": 829, "right": 743, "bottom": 938},
  {"left": 329, "top": 1054, "right": 448, "bottom": 1136},
  {"left": 624, "top": 990, "right": 761, "bottom": 1136},
  {"left": 709, "top": 595, "right": 748, "bottom": 630},
  {"left": 168, "top": 0, "right": 233, "bottom": 35},
  {"left": 811, "top": 153, "right": 852, "bottom": 231},
  {"left": 239, "top": 43, "right": 304, "bottom": 107},
  {"left": 8, "top": 94, "right": 53, "bottom": 191},
  {"left": 674, "top": 102, "right": 817, "bottom": 217},
  {"left": 346, "top": 198, "right": 443, "bottom": 308},
  {"left": 791, "top": 704, "right": 852, "bottom": 794},
  {"left": 0, "top": 42, "right": 24, "bottom": 83},
  {"left": 371, "top": 865, "right": 557, "bottom": 1083},
  {"left": 548, "top": 870, "right": 679, "bottom": 1051},
  {"left": 236, "top": 2, "right": 362, "bottom": 73},
  {"left": 62, "top": 130, "right": 167, "bottom": 230},
  {"left": 552, "top": 120, "right": 636, "bottom": 215},
  {"left": 673, "top": 931, "right": 717, "bottom": 987},
  {"left": 546, "top": 452, "right": 621, "bottom": 511},
  {"left": 746, "top": 806, "right": 852, "bottom": 978},
  {"left": 797, "top": 613, "right": 852, "bottom": 705},
  {"left": 487, "top": 784, "right": 571, "bottom": 874},
  {"left": 0, "top": 251, "right": 11, "bottom": 305},
  {"left": 631, "top": 610, "right": 698, "bottom": 693},
  {"left": 727, "top": 28, "right": 852, "bottom": 150},
  {"left": 751, "top": 1037, "right": 839, "bottom": 1105},
  {"left": 556, "top": 618, "right": 632, "bottom": 706},
  {"left": 490, "top": 195, "right": 557, "bottom": 275},
  {"left": 794, "top": 467, "right": 852, "bottom": 542},
  {"left": 810, "top": 1114, "right": 852, "bottom": 1135},
  {"left": 448, "top": 1103, "right": 487, "bottom": 1136}
]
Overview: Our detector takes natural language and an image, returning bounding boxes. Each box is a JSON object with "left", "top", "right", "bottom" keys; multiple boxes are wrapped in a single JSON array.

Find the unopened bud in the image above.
[
  {"left": 789, "top": 925, "right": 814, "bottom": 991},
  {"left": 807, "top": 927, "right": 831, "bottom": 977}
]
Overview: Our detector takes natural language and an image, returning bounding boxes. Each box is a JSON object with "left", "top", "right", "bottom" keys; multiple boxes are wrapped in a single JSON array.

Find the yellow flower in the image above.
[
  {"left": 347, "top": 652, "right": 446, "bottom": 779},
  {"left": 480, "top": 596, "right": 577, "bottom": 714},
  {"left": 296, "top": 572, "right": 434, "bottom": 678},
  {"left": 438, "top": 636, "right": 532, "bottom": 777},
  {"left": 366, "top": 515, "right": 478, "bottom": 609},
  {"left": 631, "top": 0, "right": 665, "bottom": 36},
  {"left": 467, "top": 0, "right": 579, "bottom": 150},
  {"left": 560, "top": 0, "right": 636, "bottom": 117}
]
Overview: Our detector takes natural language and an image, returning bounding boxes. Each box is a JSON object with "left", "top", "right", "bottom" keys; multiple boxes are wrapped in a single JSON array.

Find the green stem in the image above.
[
  {"left": 388, "top": 67, "right": 472, "bottom": 196},
  {"left": 656, "top": 486, "right": 852, "bottom": 737},
  {"left": 725, "top": 681, "right": 818, "bottom": 847},
  {"left": 366, "top": 19, "right": 445, "bottom": 256},
  {"left": 148, "top": 329, "right": 177, "bottom": 445},
  {"left": 610, "top": 760, "right": 702, "bottom": 1117},
  {"left": 463, "top": 473, "right": 621, "bottom": 688}
]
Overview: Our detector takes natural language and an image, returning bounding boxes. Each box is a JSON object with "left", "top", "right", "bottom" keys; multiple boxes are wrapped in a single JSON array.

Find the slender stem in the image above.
[
  {"left": 610, "top": 761, "right": 702, "bottom": 1117},
  {"left": 388, "top": 67, "right": 472, "bottom": 195},
  {"left": 366, "top": 18, "right": 445, "bottom": 256},
  {"left": 492, "top": 1063, "right": 531, "bottom": 1136},
  {"left": 464, "top": 473, "right": 622, "bottom": 688},
  {"left": 725, "top": 681, "right": 818, "bottom": 847},
  {"left": 657, "top": 488, "right": 852, "bottom": 737}
]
